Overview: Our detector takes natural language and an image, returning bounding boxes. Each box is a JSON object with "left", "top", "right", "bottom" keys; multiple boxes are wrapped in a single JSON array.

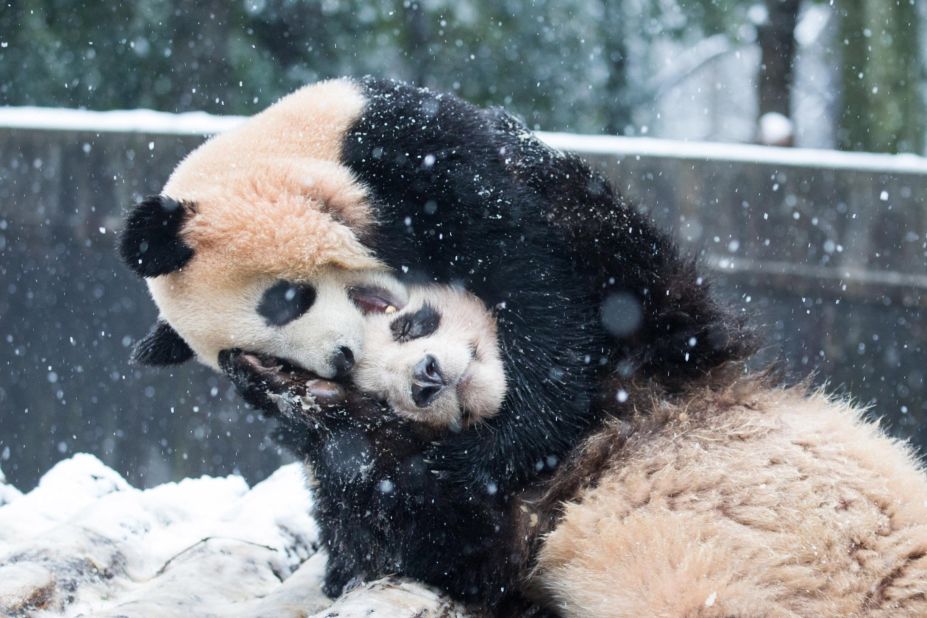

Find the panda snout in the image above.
[
  {"left": 331, "top": 346, "right": 355, "bottom": 378},
  {"left": 412, "top": 355, "right": 445, "bottom": 407}
]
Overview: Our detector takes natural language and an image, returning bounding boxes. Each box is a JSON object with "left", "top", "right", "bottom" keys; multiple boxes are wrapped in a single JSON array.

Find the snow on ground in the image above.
[{"left": 0, "top": 455, "right": 468, "bottom": 618}]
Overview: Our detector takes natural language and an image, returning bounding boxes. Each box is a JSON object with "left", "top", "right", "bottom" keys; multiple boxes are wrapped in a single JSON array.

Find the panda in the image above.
[
  {"left": 118, "top": 78, "right": 400, "bottom": 378},
  {"left": 226, "top": 282, "right": 927, "bottom": 617},
  {"left": 219, "top": 283, "right": 523, "bottom": 607},
  {"left": 204, "top": 84, "right": 927, "bottom": 613},
  {"left": 120, "top": 76, "right": 748, "bottom": 501}
]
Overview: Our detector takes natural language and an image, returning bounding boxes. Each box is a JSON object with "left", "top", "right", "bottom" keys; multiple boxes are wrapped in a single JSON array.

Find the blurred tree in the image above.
[
  {"left": 837, "top": 0, "right": 924, "bottom": 153},
  {"left": 600, "top": 0, "right": 631, "bottom": 135},
  {"left": 756, "top": 0, "right": 801, "bottom": 119},
  {"left": 0, "top": 0, "right": 923, "bottom": 152}
]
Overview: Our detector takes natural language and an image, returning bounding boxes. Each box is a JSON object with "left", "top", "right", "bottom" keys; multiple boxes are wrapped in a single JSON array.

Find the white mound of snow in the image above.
[{"left": 0, "top": 455, "right": 467, "bottom": 617}]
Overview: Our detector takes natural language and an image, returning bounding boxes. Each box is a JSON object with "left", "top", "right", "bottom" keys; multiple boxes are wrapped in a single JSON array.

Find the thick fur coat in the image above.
[
  {"left": 128, "top": 78, "right": 927, "bottom": 615},
  {"left": 532, "top": 375, "right": 927, "bottom": 617}
]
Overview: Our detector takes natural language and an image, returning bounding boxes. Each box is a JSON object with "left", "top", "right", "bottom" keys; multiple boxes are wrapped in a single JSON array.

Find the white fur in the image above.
[
  {"left": 149, "top": 267, "right": 405, "bottom": 377},
  {"left": 355, "top": 285, "right": 506, "bottom": 429}
]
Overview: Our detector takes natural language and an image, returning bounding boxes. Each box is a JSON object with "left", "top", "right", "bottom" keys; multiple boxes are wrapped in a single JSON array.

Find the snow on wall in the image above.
[
  {"left": 1, "top": 106, "right": 926, "bottom": 175},
  {"left": 0, "top": 106, "right": 243, "bottom": 135},
  {"left": 0, "top": 454, "right": 467, "bottom": 618}
]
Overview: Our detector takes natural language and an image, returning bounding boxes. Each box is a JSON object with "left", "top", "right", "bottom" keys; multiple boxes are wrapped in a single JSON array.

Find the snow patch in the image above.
[{"left": 0, "top": 455, "right": 466, "bottom": 617}]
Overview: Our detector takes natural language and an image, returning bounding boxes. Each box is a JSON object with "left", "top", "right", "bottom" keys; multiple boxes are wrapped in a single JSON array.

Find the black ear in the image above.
[
  {"left": 131, "top": 320, "right": 195, "bottom": 365},
  {"left": 119, "top": 195, "right": 194, "bottom": 277}
]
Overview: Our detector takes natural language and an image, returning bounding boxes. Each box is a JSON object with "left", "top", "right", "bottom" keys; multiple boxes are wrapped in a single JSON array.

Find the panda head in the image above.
[
  {"left": 353, "top": 284, "right": 507, "bottom": 430},
  {"left": 118, "top": 78, "right": 397, "bottom": 378}
]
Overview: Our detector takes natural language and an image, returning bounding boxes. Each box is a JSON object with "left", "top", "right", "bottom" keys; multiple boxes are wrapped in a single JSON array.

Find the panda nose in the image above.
[
  {"left": 331, "top": 346, "right": 355, "bottom": 378},
  {"left": 412, "top": 355, "right": 445, "bottom": 408}
]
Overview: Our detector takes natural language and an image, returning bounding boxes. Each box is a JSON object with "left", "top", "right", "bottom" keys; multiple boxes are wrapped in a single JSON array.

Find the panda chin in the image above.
[{"left": 218, "top": 348, "right": 348, "bottom": 417}]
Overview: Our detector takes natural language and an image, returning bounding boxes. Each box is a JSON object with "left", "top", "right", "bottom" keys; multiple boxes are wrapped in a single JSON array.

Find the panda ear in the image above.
[
  {"left": 119, "top": 195, "right": 194, "bottom": 277},
  {"left": 131, "top": 321, "right": 194, "bottom": 366}
]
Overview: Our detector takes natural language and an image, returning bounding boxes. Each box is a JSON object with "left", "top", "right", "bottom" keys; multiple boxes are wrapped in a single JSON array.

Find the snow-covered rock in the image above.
[{"left": 0, "top": 455, "right": 469, "bottom": 617}]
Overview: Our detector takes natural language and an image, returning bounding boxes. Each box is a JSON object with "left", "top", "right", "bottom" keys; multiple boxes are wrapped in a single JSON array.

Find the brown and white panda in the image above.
[
  {"left": 226, "top": 281, "right": 927, "bottom": 617},
  {"left": 119, "top": 79, "right": 395, "bottom": 378},
  {"left": 121, "top": 76, "right": 749, "bottom": 500}
]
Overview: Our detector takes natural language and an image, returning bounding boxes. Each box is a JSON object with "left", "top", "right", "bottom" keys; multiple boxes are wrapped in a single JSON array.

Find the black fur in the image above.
[
  {"left": 391, "top": 303, "right": 440, "bottom": 342},
  {"left": 131, "top": 320, "right": 194, "bottom": 365},
  {"left": 219, "top": 350, "right": 530, "bottom": 608},
  {"left": 343, "top": 77, "right": 607, "bottom": 496},
  {"left": 492, "top": 125, "right": 756, "bottom": 389},
  {"left": 257, "top": 280, "right": 317, "bottom": 326},
  {"left": 341, "top": 77, "right": 753, "bottom": 497},
  {"left": 118, "top": 195, "right": 194, "bottom": 277}
]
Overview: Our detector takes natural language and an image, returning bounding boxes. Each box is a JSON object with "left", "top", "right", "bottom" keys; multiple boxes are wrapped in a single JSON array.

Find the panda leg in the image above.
[{"left": 322, "top": 555, "right": 365, "bottom": 598}]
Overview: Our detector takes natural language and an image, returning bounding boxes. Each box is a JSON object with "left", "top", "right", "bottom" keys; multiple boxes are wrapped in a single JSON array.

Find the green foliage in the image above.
[
  {"left": 0, "top": 0, "right": 923, "bottom": 152},
  {"left": 837, "top": 0, "right": 924, "bottom": 153}
]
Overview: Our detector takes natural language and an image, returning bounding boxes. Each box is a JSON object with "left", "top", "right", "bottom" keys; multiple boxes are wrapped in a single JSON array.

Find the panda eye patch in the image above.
[
  {"left": 258, "top": 280, "right": 317, "bottom": 326},
  {"left": 391, "top": 303, "right": 441, "bottom": 342}
]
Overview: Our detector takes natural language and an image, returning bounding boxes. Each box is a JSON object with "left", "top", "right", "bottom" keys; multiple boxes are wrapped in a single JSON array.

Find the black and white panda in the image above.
[
  {"left": 353, "top": 283, "right": 507, "bottom": 430},
  {"left": 199, "top": 80, "right": 927, "bottom": 616},
  {"left": 226, "top": 261, "right": 927, "bottom": 617},
  {"left": 219, "top": 283, "right": 521, "bottom": 606},
  {"left": 119, "top": 76, "right": 745, "bottom": 500}
]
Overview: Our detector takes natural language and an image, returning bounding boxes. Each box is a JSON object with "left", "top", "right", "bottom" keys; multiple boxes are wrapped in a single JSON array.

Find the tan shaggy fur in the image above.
[
  {"left": 145, "top": 78, "right": 396, "bottom": 371},
  {"left": 532, "top": 377, "right": 927, "bottom": 617},
  {"left": 162, "top": 78, "right": 380, "bottom": 277}
]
